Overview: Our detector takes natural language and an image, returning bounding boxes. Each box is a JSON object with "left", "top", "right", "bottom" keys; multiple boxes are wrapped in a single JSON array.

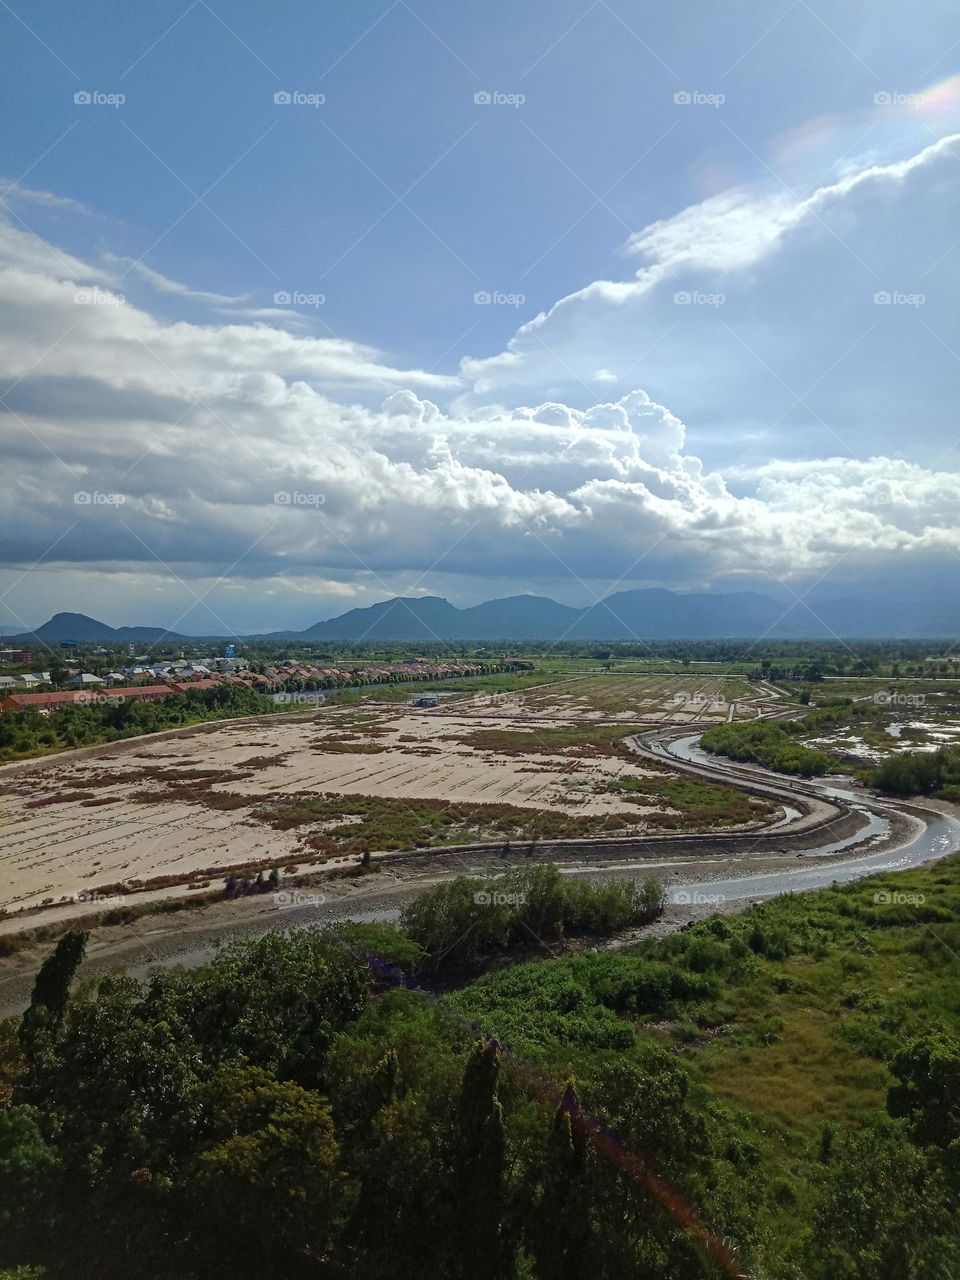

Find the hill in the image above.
[
  {"left": 19, "top": 612, "right": 188, "bottom": 645},
  {"left": 10, "top": 587, "right": 960, "bottom": 643}
]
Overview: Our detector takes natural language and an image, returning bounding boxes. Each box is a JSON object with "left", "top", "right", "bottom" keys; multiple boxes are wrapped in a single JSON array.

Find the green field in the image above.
[{"left": 3, "top": 853, "right": 957, "bottom": 1278}]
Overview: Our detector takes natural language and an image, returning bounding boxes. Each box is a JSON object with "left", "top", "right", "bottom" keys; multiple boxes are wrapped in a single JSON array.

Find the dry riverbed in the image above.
[{"left": 0, "top": 684, "right": 776, "bottom": 919}]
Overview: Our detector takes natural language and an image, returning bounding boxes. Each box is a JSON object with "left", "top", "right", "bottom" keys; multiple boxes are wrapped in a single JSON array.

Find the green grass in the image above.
[
  {"left": 447, "top": 852, "right": 960, "bottom": 1273},
  {"left": 326, "top": 669, "right": 574, "bottom": 705},
  {"left": 610, "top": 774, "right": 775, "bottom": 826}
]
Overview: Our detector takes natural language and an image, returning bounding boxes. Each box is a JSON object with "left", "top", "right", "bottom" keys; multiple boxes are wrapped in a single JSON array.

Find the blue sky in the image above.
[{"left": 2, "top": 1, "right": 960, "bottom": 632}]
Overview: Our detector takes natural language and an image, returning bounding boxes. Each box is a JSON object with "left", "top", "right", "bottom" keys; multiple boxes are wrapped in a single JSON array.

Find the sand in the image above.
[{"left": 0, "top": 679, "right": 772, "bottom": 916}]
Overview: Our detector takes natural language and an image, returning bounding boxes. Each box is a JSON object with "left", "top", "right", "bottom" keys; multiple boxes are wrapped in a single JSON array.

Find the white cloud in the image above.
[
  {"left": 0, "top": 157, "right": 958, "bottom": 623},
  {"left": 459, "top": 133, "right": 960, "bottom": 470},
  {"left": 0, "top": 182, "right": 92, "bottom": 215},
  {"left": 106, "top": 256, "right": 250, "bottom": 307}
]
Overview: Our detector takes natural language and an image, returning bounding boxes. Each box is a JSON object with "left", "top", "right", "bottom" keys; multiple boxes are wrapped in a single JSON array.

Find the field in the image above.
[
  {"left": 0, "top": 676, "right": 778, "bottom": 917},
  {"left": 438, "top": 673, "right": 761, "bottom": 722}
]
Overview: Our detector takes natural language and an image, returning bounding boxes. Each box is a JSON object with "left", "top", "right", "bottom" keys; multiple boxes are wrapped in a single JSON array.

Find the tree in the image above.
[
  {"left": 18, "top": 930, "right": 87, "bottom": 1071},
  {"left": 190, "top": 1064, "right": 341, "bottom": 1274},
  {"left": 0, "top": 1105, "right": 58, "bottom": 1252},
  {"left": 801, "top": 1118, "right": 959, "bottom": 1280},
  {"left": 887, "top": 1032, "right": 960, "bottom": 1147},
  {"left": 532, "top": 1079, "right": 592, "bottom": 1279},
  {"left": 147, "top": 930, "right": 368, "bottom": 1085},
  {"left": 452, "top": 1041, "right": 511, "bottom": 1280}
]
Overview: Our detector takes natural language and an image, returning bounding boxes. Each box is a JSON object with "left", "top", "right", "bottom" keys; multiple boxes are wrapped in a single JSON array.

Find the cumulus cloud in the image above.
[
  {"left": 460, "top": 132, "right": 960, "bottom": 470},
  {"left": 0, "top": 153, "right": 958, "bottom": 625}
]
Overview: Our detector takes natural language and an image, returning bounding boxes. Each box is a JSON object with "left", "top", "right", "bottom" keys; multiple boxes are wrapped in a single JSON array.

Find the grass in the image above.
[
  {"left": 324, "top": 670, "right": 574, "bottom": 705},
  {"left": 512, "top": 674, "right": 755, "bottom": 717},
  {"left": 451, "top": 722, "right": 649, "bottom": 756},
  {"left": 446, "top": 851, "right": 960, "bottom": 1270},
  {"left": 610, "top": 774, "right": 775, "bottom": 826},
  {"left": 250, "top": 791, "right": 658, "bottom": 857}
]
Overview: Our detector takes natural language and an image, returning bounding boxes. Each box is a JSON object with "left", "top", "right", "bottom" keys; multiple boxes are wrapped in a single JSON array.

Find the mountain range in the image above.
[{"left": 6, "top": 588, "right": 960, "bottom": 644}]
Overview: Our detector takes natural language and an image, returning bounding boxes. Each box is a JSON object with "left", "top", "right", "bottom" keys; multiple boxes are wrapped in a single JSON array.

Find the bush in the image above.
[
  {"left": 872, "top": 746, "right": 960, "bottom": 798},
  {"left": 400, "top": 866, "right": 664, "bottom": 971},
  {"left": 701, "top": 721, "right": 832, "bottom": 776}
]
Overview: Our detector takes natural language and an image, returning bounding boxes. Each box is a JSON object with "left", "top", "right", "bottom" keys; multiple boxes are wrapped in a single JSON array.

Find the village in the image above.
[{"left": 0, "top": 647, "right": 516, "bottom": 715}]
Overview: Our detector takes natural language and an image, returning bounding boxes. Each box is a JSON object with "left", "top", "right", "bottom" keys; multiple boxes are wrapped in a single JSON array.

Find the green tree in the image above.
[
  {"left": 887, "top": 1032, "right": 960, "bottom": 1147},
  {"left": 532, "top": 1079, "right": 592, "bottom": 1279},
  {"left": 0, "top": 1105, "right": 59, "bottom": 1259},
  {"left": 190, "top": 1064, "right": 341, "bottom": 1276},
  {"left": 452, "top": 1041, "right": 511, "bottom": 1280},
  {"left": 801, "top": 1118, "right": 959, "bottom": 1280},
  {"left": 18, "top": 931, "right": 87, "bottom": 1072}
]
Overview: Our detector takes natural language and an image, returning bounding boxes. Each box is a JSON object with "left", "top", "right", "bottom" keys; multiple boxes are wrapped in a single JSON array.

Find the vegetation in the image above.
[
  {"left": 702, "top": 700, "right": 960, "bottom": 797},
  {"left": 250, "top": 774, "right": 763, "bottom": 857},
  {"left": 700, "top": 720, "right": 834, "bottom": 776},
  {"left": 252, "top": 792, "right": 660, "bottom": 857},
  {"left": 399, "top": 865, "right": 665, "bottom": 972},
  {"left": 610, "top": 773, "right": 774, "bottom": 826},
  {"left": 0, "top": 684, "right": 288, "bottom": 761},
  {"left": 452, "top": 722, "right": 648, "bottom": 756},
  {"left": 871, "top": 745, "right": 960, "bottom": 800},
  {"left": 1, "top": 854, "right": 959, "bottom": 1277}
]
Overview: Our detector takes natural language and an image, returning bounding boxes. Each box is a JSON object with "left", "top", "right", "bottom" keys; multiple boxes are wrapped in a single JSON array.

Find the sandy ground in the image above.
[
  {"left": 0, "top": 718, "right": 954, "bottom": 1020},
  {"left": 0, "top": 802, "right": 929, "bottom": 1021},
  {"left": 461, "top": 674, "right": 765, "bottom": 723},
  {"left": 0, "top": 680, "right": 771, "bottom": 917}
]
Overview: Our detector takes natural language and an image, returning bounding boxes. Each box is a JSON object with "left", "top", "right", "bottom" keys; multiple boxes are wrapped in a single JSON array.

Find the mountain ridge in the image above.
[{"left": 5, "top": 589, "right": 959, "bottom": 643}]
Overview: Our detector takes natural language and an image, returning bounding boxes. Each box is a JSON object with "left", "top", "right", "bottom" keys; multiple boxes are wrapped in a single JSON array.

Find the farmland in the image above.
[{"left": 0, "top": 675, "right": 777, "bottom": 919}]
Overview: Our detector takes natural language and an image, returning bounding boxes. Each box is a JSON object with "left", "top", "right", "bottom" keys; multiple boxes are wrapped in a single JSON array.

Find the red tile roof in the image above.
[{"left": 0, "top": 684, "right": 174, "bottom": 712}]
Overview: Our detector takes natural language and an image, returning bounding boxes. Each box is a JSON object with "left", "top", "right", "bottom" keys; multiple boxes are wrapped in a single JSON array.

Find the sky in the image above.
[{"left": 1, "top": 0, "right": 960, "bottom": 634}]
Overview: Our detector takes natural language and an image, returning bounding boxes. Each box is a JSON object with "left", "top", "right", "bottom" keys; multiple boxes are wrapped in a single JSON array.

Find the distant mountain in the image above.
[
  {"left": 10, "top": 589, "right": 960, "bottom": 644},
  {"left": 15, "top": 612, "right": 187, "bottom": 645},
  {"left": 299, "top": 596, "right": 465, "bottom": 642},
  {"left": 281, "top": 588, "right": 960, "bottom": 641}
]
